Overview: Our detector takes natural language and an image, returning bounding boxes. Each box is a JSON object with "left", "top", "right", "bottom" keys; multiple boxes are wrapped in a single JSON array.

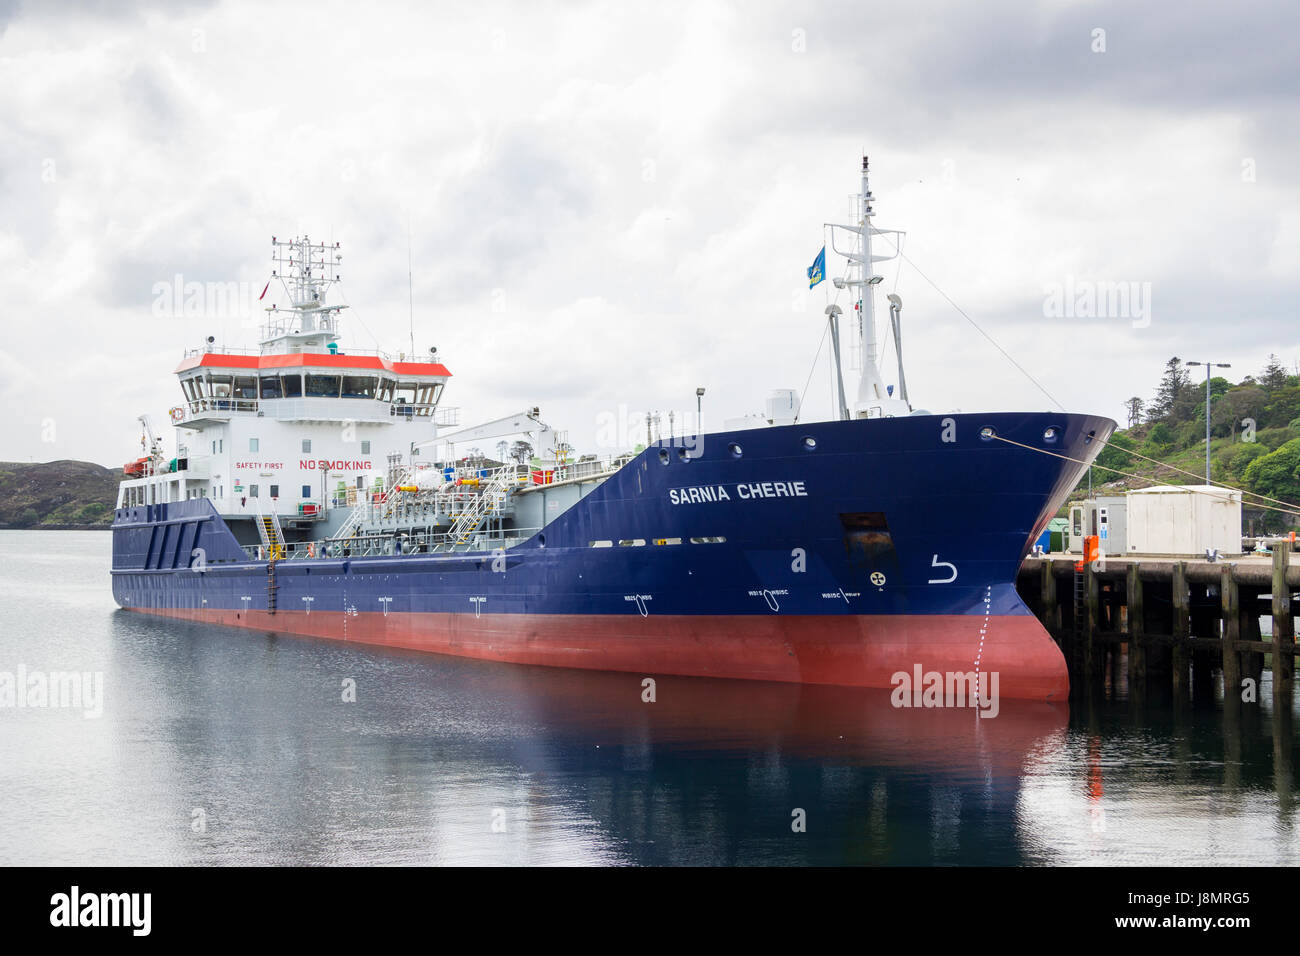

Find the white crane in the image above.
[{"left": 411, "top": 407, "right": 558, "bottom": 463}]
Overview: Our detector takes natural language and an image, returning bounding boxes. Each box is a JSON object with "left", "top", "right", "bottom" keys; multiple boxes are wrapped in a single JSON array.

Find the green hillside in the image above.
[
  {"left": 0, "top": 460, "right": 119, "bottom": 528},
  {"left": 1074, "top": 355, "right": 1300, "bottom": 535}
]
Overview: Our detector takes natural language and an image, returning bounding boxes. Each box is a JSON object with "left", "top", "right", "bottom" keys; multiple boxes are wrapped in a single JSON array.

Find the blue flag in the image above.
[{"left": 807, "top": 245, "right": 826, "bottom": 289}]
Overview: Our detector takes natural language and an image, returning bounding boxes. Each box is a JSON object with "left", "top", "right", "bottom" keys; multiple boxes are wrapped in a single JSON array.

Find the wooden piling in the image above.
[
  {"left": 1040, "top": 560, "right": 1059, "bottom": 634},
  {"left": 1241, "top": 589, "right": 1264, "bottom": 692},
  {"left": 1221, "top": 565, "right": 1241, "bottom": 708},
  {"left": 1171, "top": 561, "right": 1190, "bottom": 703},
  {"left": 1127, "top": 563, "right": 1146, "bottom": 700},
  {"left": 1084, "top": 563, "right": 1102, "bottom": 684},
  {"left": 1191, "top": 584, "right": 1216, "bottom": 705},
  {"left": 1273, "top": 544, "right": 1294, "bottom": 709}
]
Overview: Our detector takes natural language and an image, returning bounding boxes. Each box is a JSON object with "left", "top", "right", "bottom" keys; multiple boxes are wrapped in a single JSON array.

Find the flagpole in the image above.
[{"left": 407, "top": 215, "right": 415, "bottom": 360}]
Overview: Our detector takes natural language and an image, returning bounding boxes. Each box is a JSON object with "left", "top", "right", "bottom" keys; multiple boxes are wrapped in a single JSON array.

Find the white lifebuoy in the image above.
[{"left": 169, "top": 406, "right": 185, "bottom": 422}]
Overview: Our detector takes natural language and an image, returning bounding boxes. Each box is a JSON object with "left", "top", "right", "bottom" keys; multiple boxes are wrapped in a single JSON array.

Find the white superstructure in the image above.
[{"left": 116, "top": 236, "right": 453, "bottom": 532}]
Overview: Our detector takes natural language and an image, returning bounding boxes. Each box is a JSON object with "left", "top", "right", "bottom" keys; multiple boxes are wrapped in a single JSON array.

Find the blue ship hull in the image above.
[{"left": 111, "top": 411, "right": 1113, "bottom": 699}]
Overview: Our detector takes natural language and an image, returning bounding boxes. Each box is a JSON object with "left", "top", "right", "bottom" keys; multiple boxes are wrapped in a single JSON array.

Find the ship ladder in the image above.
[
  {"left": 258, "top": 515, "right": 284, "bottom": 560},
  {"left": 266, "top": 558, "right": 279, "bottom": 615},
  {"left": 1072, "top": 566, "right": 1085, "bottom": 636},
  {"left": 254, "top": 501, "right": 285, "bottom": 560}
]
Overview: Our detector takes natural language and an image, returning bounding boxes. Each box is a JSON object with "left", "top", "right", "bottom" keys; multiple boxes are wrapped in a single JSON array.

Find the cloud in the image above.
[{"left": 0, "top": 0, "right": 1297, "bottom": 467}]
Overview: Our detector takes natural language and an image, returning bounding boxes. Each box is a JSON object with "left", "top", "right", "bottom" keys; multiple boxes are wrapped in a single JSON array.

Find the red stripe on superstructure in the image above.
[{"left": 173, "top": 353, "right": 451, "bottom": 376}]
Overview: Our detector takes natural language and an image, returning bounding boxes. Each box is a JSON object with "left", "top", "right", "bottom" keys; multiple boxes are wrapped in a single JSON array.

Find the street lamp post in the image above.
[{"left": 1186, "top": 361, "right": 1231, "bottom": 483}]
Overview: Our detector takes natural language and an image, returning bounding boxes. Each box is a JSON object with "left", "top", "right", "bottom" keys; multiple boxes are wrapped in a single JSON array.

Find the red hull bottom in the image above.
[{"left": 125, "top": 608, "right": 1069, "bottom": 702}]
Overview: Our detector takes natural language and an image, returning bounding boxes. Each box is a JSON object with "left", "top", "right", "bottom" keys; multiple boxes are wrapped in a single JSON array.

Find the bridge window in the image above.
[
  {"left": 341, "top": 375, "right": 377, "bottom": 399},
  {"left": 306, "top": 374, "right": 340, "bottom": 397},
  {"left": 281, "top": 374, "right": 302, "bottom": 398},
  {"left": 260, "top": 377, "right": 282, "bottom": 399},
  {"left": 378, "top": 378, "right": 396, "bottom": 402},
  {"left": 233, "top": 377, "right": 257, "bottom": 400}
]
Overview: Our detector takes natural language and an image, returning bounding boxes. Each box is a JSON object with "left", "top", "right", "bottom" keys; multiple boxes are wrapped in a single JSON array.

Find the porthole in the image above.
[
  {"left": 1043, "top": 427, "right": 1059, "bottom": 443},
  {"left": 980, "top": 427, "right": 997, "bottom": 441},
  {"left": 727, "top": 442, "right": 743, "bottom": 459},
  {"left": 677, "top": 446, "right": 690, "bottom": 462},
  {"left": 1085, "top": 429, "right": 1096, "bottom": 445},
  {"left": 658, "top": 449, "right": 670, "bottom": 465},
  {"left": 801, "top": 436, "right": 817, "bottom": 451}
]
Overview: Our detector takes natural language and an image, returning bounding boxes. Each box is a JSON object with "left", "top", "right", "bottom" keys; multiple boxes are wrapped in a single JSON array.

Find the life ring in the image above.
[
  {"left": 169, "top": 406, "right": 185, "bottom": 422},
  {"left": 307, "top": 542, "right": 316, "bottom": 558}
]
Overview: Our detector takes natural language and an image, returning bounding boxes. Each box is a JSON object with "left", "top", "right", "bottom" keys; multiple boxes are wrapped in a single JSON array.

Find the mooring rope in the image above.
[
  {"left": 990, "top": 433, "right": 1300, "bottom": 518},
  {"left": 1085, "top": 433, "right": 1300, "bottom": 515}
]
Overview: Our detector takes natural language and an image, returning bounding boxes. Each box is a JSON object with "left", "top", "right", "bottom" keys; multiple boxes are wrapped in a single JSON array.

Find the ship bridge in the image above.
[
  {"left": 117, "top": 235, "right": 457, "bottom": 546},
  {"left": 173, "top": 349, "right": 451, "bottom": 426}
]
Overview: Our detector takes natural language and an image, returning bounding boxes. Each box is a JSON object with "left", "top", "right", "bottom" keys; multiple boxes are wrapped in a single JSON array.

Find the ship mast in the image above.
[
  {"left": 261, "top": 235, "right": 348, "bottom": 354},
  {"left": 828, "top": 156, "right": 910, "bottom": 418}
]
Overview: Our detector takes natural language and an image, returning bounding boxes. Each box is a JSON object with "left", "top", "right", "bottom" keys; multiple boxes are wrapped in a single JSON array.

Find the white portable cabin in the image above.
[{"left": 1124, "top": 485, "right": 1242, "bottom": 555}]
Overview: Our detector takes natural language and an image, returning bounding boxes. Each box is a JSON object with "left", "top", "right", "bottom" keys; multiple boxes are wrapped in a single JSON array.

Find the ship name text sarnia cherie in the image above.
[{"left": 669, "top": 481, "right": 808, "bottom": 505}]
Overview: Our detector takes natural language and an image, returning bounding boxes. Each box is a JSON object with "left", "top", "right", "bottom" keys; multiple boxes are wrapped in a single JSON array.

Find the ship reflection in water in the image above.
[
  {"left": 0, "top": 533, "right": 1297, "bottom": 865},
  {"left": 96, "top": 611, "right": 1069, "bottom": 866}
]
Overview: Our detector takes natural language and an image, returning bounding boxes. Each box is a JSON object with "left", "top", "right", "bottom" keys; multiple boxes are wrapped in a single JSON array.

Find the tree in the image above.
[
  {"left": 1244, "top": 437, "right": 1300, "bottom": 506},
  {"left": 1145, "top": 421, "right": 1175, "bottom": 450},
  {"left": 1093, "top": 431, "right": 1136, "bottom": 483},
  {"left": 1260, "top": 354, "right": 1290, "bottom": 391},
  {"left": 1262, "top": 385, "right": 1300, "bottom": 430},
  {"left": 510, "top": 440, "right": 533, "bottom": 465},
  {"left": 1220, "top": 441, "right": 1267, "bottom": 482},
  {"left": 1147, "top": 357, "right": 1194, "bottom": 423},
  {"left": 1124, "top": 397, "right": 1145, "bottom": 427},
  {"left": 1218, "top": 385, "right": 1266, "bottom": 437}
]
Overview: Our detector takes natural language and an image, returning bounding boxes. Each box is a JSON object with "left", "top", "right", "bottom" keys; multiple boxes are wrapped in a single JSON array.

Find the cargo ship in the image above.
[{"left": 111, "top": 157, "right": 1114, "bottom": 701}]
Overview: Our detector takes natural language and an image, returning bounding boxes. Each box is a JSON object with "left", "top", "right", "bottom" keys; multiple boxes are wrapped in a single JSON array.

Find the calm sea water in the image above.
[{"left": 0, "top": 530, "right": 1296, "bottom": 866}]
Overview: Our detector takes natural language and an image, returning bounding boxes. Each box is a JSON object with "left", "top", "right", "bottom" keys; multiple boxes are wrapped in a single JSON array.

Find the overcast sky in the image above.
[{"left": 3, "top": 0, "right": 1297, "bottom": 466}]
